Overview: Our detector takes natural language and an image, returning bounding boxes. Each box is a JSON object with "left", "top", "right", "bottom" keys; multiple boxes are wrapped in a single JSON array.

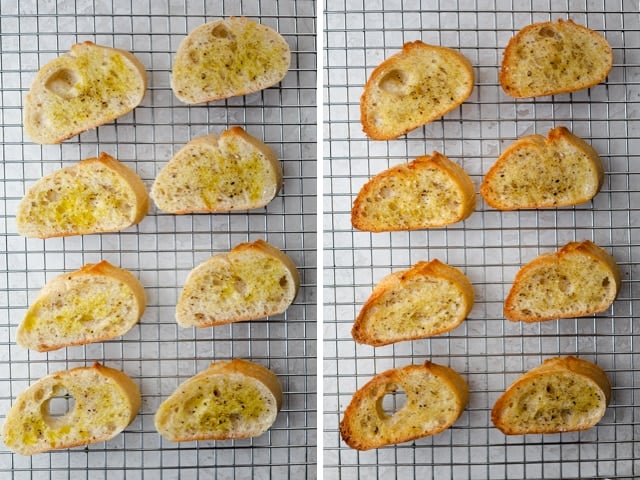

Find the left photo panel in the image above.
[{"left": 0, "top": 0, "right": 317, "bottom": 478}]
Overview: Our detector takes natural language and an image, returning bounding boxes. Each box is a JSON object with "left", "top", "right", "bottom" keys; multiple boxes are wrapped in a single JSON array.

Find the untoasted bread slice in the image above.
[
  {"left": 176, "top": 240, "right": 299, "bottom": 328},
  {"left": 151, "top": 127, "right": 282, "bottom": 214},
  {"left": 340, "top": 361, "right": 468, "bottom": 450},
  {"left": 16, "top": 261, "right": 146, "bottom": 352},
  {"left": 492, "top": 356, "right": 611, "bottom": 435},
  {"left": 351, "top": 152, "right": 476, "bottom": 232},
  {"left": 352, "top": 260, "right": 474, "bottom": 346},
  {"left": 504, "top": 240, "right": 621, "bottom": 322},
  {"left": 16, "top": 152, "right": 149, "bottom": 239},
  {"left": 500, "top": 19, "right": 613, "bottom": 98},
  {"left": 155, "top": 359, "right": 282, "bottom": 442},
  {"left": 361, "top": 40, "right": 474, "bottom": 140},
  {"left": 2, "top": 363, "right": 140, "bottom": 455},
  {"left": 171, "top": 17, "right": 291, "bottom": 104},
  {"left": 480, "top": 126, "right": 604, "bottom": 209},
  {"left": 24, "top": 41, "right": 147, "bottom": 144}
]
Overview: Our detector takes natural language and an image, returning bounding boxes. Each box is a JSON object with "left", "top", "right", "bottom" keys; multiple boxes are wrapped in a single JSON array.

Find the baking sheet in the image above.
[
  {"left": 0, "top": 0, "right": 317, "bottom": 478},
  {"left": 323, "top": 1, "right": 640, "bottom": 478}
]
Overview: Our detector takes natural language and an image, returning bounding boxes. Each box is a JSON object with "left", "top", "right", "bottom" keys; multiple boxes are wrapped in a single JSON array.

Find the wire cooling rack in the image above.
[
  {"left": 324, "top": 1, "right": 639, "bottom": 479},
  {"left": 0, "top": 0, "right": 316, "bottom": 478}
]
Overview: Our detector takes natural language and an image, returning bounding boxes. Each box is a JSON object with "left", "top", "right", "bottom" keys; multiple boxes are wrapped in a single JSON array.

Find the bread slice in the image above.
[
  {"left": 171, "top": 17, "right": 291, "bottom": 104},
  {"left": 2, "top": 363, "right": 140, "bottom": 455},
  {"left": 16, "top": 152, "right": 149, "bottom": 239},
  {"left": 500, "top": 19, "right": 613, "bottom": 98},
  {"left": 24, "top": 41, "right": 147, "bottom": 144},
  {"left": 352, "top": 260, "right": 474, "bottom": 346},
  {"left": 339, "top": 361, "right": 468, "bottom": 450},
  {"left": 176, "top": 240, "right": 299, "bottom": 328},
  {"left": 154, "top": 359, "right": 282, "bottom": 442},
  {"left": 360, "top": 40, "right": 474, "bottom": 140},
  {"left": 492, "top": 356, "right": 611, "bottom": 435},
  {"left": 151, "top": 127, "right": 282, "bottom": 214},
  {"left": 504, "top": 240, "right": 621, "bottom": 322},
  {"left": 16, "top": 261, "right": 146, "bottom": 352},
  {"left": 351, "top": 152, "right": 476, "bottom": 232},
  {"left": 480, "top": 126, "right": 604, "bottom": 210}
]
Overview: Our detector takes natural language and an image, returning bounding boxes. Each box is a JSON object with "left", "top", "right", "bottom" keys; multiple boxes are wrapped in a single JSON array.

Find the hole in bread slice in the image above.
[
  {"left": 538, "top": 26, "right": 562, "bottom": 40},
  {"left": 378, "top": 69, "right": 410, "bottom": 95},
  {"left": 379, "top": 383, "right": 408, "bottom": 418},
  {"left": 41, "top": 386, "right": 76, "bottom": 427},
  {"left": 44, "top": 68, "right": 81, "bottom": 100},
  {"left": 211, "top": 22, "right": 235, "bottom": 41}
]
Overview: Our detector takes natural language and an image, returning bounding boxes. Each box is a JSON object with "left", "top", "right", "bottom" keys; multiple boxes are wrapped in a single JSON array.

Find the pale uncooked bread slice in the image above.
[
  {"left": 500, "top": 19, "right": 613, "bottom": 98},
  {"left": 17, "top": 261, "right": 146, "bottom": 352},
  {"left": 151, "top": 127, "right": 282, "bottom": 214},
  {"left": 154, "top": 359, "right": 282, "bottom": 442},
  {"left": 361, "top": 40, "right": 474, "bottom": 140},
  {"left": 171, "top": 17, "right": 291, "bottom": 104},
  {"left": 492, "top": 356, "right": 611, "bottom": 435},
  {"left": 16, "top": 152, "right": 149, "bottom": 239},
  {"left": 176, "top": 240, "right": 299, "bottom": 328},
  {"left": 351, "top": 152, "right": 476, "bottom": 232},
  {"left": 352, "top": 260, "right": 474, "bottom": 346},
  {"left": 340, "top": 361, "right": 468, "bottom": 450},
  {"left": 2, "top": 363, "right": 140, "bottom": 455},
  {"left": 480, "top": 126, "right": 604, "bottom": 209},
  {"left": 504, "top": 240, "right": 621, "bottom": 322},
  {"left": 24, "top": 41, "right": 147, "bottom": 144}
]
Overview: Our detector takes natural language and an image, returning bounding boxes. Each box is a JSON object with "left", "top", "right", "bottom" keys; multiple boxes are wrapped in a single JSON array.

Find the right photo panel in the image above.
[{"left": 323, "top": 2, "right": 640, "bottom": 479}]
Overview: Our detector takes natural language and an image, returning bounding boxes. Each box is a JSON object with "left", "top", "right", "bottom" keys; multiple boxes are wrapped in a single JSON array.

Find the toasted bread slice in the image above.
[
  {"left": 500, "top": 19, "right": 613, "bottom": 98},
  {"left": 492, "top": 356, "right": 611, "bottom": 435},
  {"left": 171, "top": 17, "right": 291, "bottom": 104},
  {"left": 24, "top": 41, "right": 147, "bottom": 144},
  {"left": 351, "top": 152, "right": 476, "bottom": 232},
  {"left": 16, "top": 152, "right": 149, "bottom": 239},
  {"left": 480, "top": 127, "right": 604, "bottom": 210},
  {"left": 352, "top": 260, "right": 474, "bottom": 346},
  {"left": 340, "top": 361, "right": 468, "bottom": 450},
  {"left": 155, "top": 359, "right": 282, "bottom": 442},
  {"left": 504, "top": 240, "right": 621, "bottom": 322},
  {"left": 151, "top": 127, "right": 282, "bottom": 214},
  {"left": 16, "top": 261, "right": 146, "bottom": 352},
  {"left": 360, "top": 40, "right": 474, "bottom": 140},
  {"left": 2, "top": 363, "right": 140, "bottom": 455},
  {"left": 176, "top": 240, "right": 299, "bottom": 328}
]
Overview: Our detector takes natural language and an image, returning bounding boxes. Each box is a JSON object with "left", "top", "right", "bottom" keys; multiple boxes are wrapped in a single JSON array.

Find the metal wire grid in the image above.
[
  {"left": 323, "top": 1, "right": 640, "bottom": 478},
  {"left": 0, "top": 0, "right": 316, "bottom": 478}
]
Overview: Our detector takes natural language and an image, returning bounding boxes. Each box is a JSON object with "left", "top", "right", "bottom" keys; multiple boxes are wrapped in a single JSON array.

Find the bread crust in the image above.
[
  {"left": 351, "top": 152, "right": 476, "bottom": 231},
  {"left": 154, "top": 359, "right": 282, "bottom": 442},
  {"left": 2, "top": 363, "right": 140, "bottom": 455},
  {"left": 151, "top": 126, "right": 282, "bottom": 214},
  {"left": 361, "top": 40, "right": 474, "bottom": 140},
  {"left": 480, "top": 126, "right": 604, "bottom": 209},
  {"left": 24, "top": 41, "right": 147, "bottom": 144},
  {"left": 16, "top": 260, "right": 146, "bottom": 352},
  {"left": 352, "top": 259, "right": 474, "bottom": 346},
  {"left": 16, "top": 152, "right": 149, "bottom": 239},
  {"left": 491, "top": 356, "right": 611, "bottom": 435},
  {"left": 339, "top": 361, "right": 468, "bottom": 450},
  {"left": 171, "top": 17, "right": 291, "bottom": 104},
  {"left": 176, "top": 239, "right": 299, "bottom": 327},
  {"left": 500, "top": 19, "right": 613, "bottom": 98},
  {"left": 504, "top": 240, "right": 621, "bottom": 322}
]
